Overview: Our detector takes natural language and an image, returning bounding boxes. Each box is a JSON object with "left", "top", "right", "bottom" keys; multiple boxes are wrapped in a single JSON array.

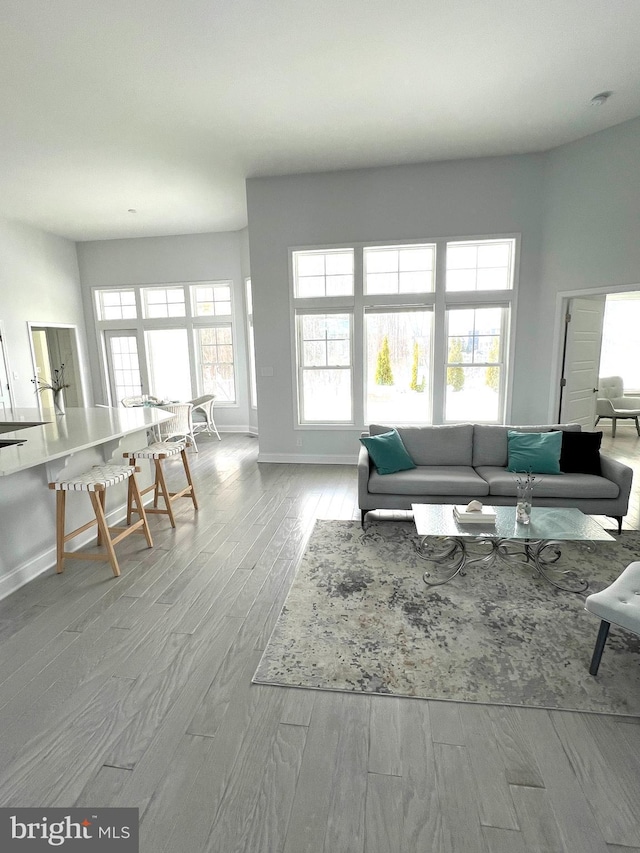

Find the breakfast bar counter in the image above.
[{"left": 0, "top": 406, "right": 172, "bottom": 598}]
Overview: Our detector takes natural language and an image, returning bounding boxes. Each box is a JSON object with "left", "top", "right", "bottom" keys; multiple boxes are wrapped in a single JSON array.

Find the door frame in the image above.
[
  {"left": 0, "top": 321, "right": 16, "bottom": 410},
  {"left": 27, "top": 322, "right": 85, "bottom": 415},
  {"left": 549, "top": 282, "right": 640, "bottom": 423}
]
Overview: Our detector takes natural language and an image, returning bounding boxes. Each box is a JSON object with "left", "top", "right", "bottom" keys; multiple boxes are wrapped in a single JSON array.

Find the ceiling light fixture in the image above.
[{"left": 590, "top": 91, "right": 613, "bottom": 106}]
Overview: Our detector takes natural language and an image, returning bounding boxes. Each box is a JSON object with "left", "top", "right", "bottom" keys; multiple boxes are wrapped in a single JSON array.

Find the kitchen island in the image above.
[{"left": 0, "top": 406, "right": 172, "bottom": 599}]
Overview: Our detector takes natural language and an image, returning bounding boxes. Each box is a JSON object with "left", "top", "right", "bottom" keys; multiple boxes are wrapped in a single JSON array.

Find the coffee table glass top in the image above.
[{"left": 411, "top": 504, "right": 615, "bottom": 543}]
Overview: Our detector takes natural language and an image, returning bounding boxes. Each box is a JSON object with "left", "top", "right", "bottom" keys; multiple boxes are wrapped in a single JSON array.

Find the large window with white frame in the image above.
[
  {"left": 291, "top": 237, "right": 516, "bottom": 426},
  {"left": 94, "top": 282, "right": 238, "bottom": 406},
  {"left": 296, "top": 312, "right": 353, "bottom": 423}
]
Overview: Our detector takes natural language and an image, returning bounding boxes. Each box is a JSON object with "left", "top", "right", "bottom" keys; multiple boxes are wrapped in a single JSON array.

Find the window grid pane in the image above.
[
  {"left": 97, "top": 290, "right": 138, "bottom": 321},
  {"left": 192, "top": 283, "right": 233, "bottom": 317},
  {"left": 364, "top": 245, "right": 435, "bottom": 295},
  {"left": 445, "top": 306, "right": 505, "bottom": 422},
  {"left": 298, "top": 313, "right": 352, "bottom": 422},
  {"left": 446, "top": 240, "right": 514, "bottom": 292},
  {"left": 108, "top": 335, "right": 142, "bottom": 402},
  {"left": 294, "top": 251, "right": 354, "bottom": 298},
  {"left": 197, "top": 326, "right": 236, "bottom": 402},
  {"left": 142, "top": 287, "right": 186, "bottom": 318}
]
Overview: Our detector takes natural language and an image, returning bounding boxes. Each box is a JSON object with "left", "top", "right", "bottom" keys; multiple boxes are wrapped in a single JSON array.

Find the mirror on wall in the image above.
[{"left": 29, "top": 323, "right": 84, "bottom": 411}]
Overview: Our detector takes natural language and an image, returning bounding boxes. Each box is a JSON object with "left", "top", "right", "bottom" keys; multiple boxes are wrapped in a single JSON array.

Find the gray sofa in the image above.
[{"left": 358, "top": 423, "right": 633, "bottom": 533}]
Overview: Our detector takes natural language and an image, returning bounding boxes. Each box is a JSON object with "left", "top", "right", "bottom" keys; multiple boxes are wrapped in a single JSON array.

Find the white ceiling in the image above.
[{"left": 2, "top": 0, "right": 640, "bottom": 242}]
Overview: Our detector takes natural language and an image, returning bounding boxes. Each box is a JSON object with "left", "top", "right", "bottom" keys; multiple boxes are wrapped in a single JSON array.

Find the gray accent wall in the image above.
[{"left": 246, "top": 155, "right": 547, "bottom": 461}]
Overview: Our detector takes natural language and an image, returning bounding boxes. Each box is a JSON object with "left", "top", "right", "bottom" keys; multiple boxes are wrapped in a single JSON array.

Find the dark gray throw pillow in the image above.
[{"left": 560, "top": 431, "right": 602, "bottom": 475}]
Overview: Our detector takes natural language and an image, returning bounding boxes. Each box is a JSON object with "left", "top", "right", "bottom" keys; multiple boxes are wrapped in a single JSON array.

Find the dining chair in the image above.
[
  {"left": 157, "top": 402, "right": 198, "bottom": 451},
  {"left": 189, "top": 394, "right": 221, "bottom": 440}
]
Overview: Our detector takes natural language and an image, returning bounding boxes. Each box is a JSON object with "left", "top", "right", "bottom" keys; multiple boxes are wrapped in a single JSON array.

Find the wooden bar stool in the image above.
[
  {"left": 49, "top": 464, "right": 153, "bottom": 578},
  {"left": 123, "top": 440, "right": 198, "bottom": 528}
]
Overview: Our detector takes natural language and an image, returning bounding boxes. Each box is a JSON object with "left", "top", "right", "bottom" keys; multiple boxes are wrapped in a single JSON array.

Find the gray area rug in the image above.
[{"left": 253, "top": 520, "right": 640, "bottom": 715}]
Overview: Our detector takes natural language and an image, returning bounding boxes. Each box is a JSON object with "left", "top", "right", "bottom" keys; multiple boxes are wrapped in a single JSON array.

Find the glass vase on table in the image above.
[{"left": 515, "top": 472, "right": 538, "bottom": 525}]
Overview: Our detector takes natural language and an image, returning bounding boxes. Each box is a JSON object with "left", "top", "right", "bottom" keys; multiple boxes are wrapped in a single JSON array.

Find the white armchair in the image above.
[
  {"left": 157, "top": 403, "right": 198, "bottom": 451},
  {"left": 595, "top": 376, "right": 640, "bottom": 437},
  {"left": 189, "top": 395, "right": 221, "bottom": 441}
]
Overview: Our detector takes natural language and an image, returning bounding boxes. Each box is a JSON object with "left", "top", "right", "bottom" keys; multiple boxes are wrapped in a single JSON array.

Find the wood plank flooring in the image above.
[{"left": 0, "top": 431, "right": 639, "bottom": 852}]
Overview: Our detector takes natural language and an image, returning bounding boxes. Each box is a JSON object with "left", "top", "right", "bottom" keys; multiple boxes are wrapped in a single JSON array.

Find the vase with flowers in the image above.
[
  {"left": 514, "top": 471, "right": 538, "bottom": 525},
  {"left": 32, "top": 364, "right": 70, "bottom": 416}
]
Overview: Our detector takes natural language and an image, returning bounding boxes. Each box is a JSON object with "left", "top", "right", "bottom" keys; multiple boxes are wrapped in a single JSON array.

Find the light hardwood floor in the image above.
[{"left": 0, "top": 430, "right": 639, "bottom": 853}]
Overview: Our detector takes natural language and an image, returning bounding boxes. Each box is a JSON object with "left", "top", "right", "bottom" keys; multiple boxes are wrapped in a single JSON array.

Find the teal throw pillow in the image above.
[
  {"left": 507, "top": 430, "right": 562, "bottom": 475},
  {"left": 360, "top": 429, "right": 416, "bottom": 475}
]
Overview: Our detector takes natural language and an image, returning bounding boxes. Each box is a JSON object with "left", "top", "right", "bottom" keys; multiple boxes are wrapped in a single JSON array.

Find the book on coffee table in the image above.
[{"left": 453, "top": 505, "right": 496, "bottom": 524}]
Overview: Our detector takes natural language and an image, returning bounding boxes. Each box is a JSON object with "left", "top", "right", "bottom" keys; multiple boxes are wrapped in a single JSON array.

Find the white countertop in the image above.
[{"left": 0, "top": 406, "right": 171, "bottom": 476}]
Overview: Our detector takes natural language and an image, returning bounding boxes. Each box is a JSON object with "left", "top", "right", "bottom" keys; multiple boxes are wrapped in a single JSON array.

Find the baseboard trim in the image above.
[
  {"left": 257, "top": 452, "right": 356, "bottom": 465},
  {"left": 0, "top": 496, "right": 152, "bottom": 603}
]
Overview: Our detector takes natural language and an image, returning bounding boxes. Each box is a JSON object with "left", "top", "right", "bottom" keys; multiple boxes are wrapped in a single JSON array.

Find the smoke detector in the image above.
[{"left": 590, "top": 91, "right": 613, "bottom": 106}]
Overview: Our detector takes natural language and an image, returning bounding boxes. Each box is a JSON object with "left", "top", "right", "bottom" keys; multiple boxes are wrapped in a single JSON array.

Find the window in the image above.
[
  {"left": 445, "top": 306, "right": 507, "bottom": 422},
  {"left": 95, "top": 282, "right": 239, "bottom": 407},
  {"left": 291, "top": 237, "right": 516, "bottom": 427},
  {"left": 142, "top": 286, "right": 186, "bottom": 318},
  {"left": 365, "top": 309, "right": 433, "bottom": 423},
  {"left": 446, "top": 239, "right": 514, "bottom": 292},
  {"left": 364, "top": 245, "right": 435, "bottom": 295},
  {"left": 96, "top": 289, "right": 137, "bottom": 321},
  {"left": 145, "top": 329, "right": 192, "bottom": 401},
  {"left": 196, "top": 326, "right": 236, "bottom": 402},
  {"left": 297, "top": 313, "right": 352, "bottom": 423},
  {"left": 600, "top": 292, "right": 640, "bottom": 394},
  {"left": 104, "top": 332, "right": 142, "bottom": 403},
  {"left": 293, "top": 249, "right": 354, "bottom": 298},
  {"left": 192, "top": 283, "right": 232, "bottom": 317}
]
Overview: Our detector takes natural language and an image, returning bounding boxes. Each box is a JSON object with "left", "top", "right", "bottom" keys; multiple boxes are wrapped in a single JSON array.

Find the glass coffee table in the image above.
[{"left": 411, "top": 503, "right": 615, "bottom": 593}]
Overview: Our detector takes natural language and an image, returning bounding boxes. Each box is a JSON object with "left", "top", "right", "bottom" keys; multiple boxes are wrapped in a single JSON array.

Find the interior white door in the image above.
[{"left": 558, "top": 295, "right": 606, "bottom": 426}]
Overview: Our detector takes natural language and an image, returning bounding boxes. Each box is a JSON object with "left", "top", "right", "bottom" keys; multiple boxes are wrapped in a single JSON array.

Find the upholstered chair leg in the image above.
[
  {"left": 589, "top": 620, "right": 610, "bottom": 676},
  {"left": 594, "top": 416, "right": 600, "bottom": 427},
  {"left": 612, "top": 418, "right": 617, "bottom": 438},
  {"left": 361, "top": 509, "right": 367, "bottom": 529},
  {"left": 635, "top": 416, "right": 640, "bottom": 437}
]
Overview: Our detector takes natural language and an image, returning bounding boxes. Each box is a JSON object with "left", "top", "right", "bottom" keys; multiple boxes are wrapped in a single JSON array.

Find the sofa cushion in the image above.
[
  {"left": 507, "top": 430, "right": 562, "bottom": 475},
  {"left": 368, "top": 465, "right": 489, "bottom": 496},
  {"left": 359, "top": 429, "right": 416, "bottom": 475},
  {"left": 369, "top": 423, "right": 473, "bottom": 466},
  {"left": 476, "top": 467, "right": 619, "bottom": 499},
  {"left": 560, "top": 430, "right": 603, "bottom": 475},
  {"left": 473, "top": 424, "right": 581, "bottom": 468}
]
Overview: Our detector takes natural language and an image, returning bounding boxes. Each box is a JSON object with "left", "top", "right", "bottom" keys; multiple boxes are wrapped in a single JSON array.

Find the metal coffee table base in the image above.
[{"left": 415, "top": 535, "right": 590, "bottom": 594}]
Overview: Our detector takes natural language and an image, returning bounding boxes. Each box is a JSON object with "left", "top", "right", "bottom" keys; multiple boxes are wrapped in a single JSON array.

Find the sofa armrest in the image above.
[
  {"left": 599, "top": 454, "right": 633, "bottom": 505},
  {"left": 357, "top": 444, "right": 373, "bottom": 500}
]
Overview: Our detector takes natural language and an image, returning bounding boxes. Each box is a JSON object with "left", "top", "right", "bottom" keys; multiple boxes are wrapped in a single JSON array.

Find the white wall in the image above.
[
  {"left": 247, "top": 155, "right": 547, "bottom": 462},
  {"left": 539, "top": 116, "right": 640, "bottom": 417},
  {"left": 0, "top": 218, "right": 89, "bottom": 408},
  {"left": 76, "top": 231, "right": 251, "bottom": 431}
]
